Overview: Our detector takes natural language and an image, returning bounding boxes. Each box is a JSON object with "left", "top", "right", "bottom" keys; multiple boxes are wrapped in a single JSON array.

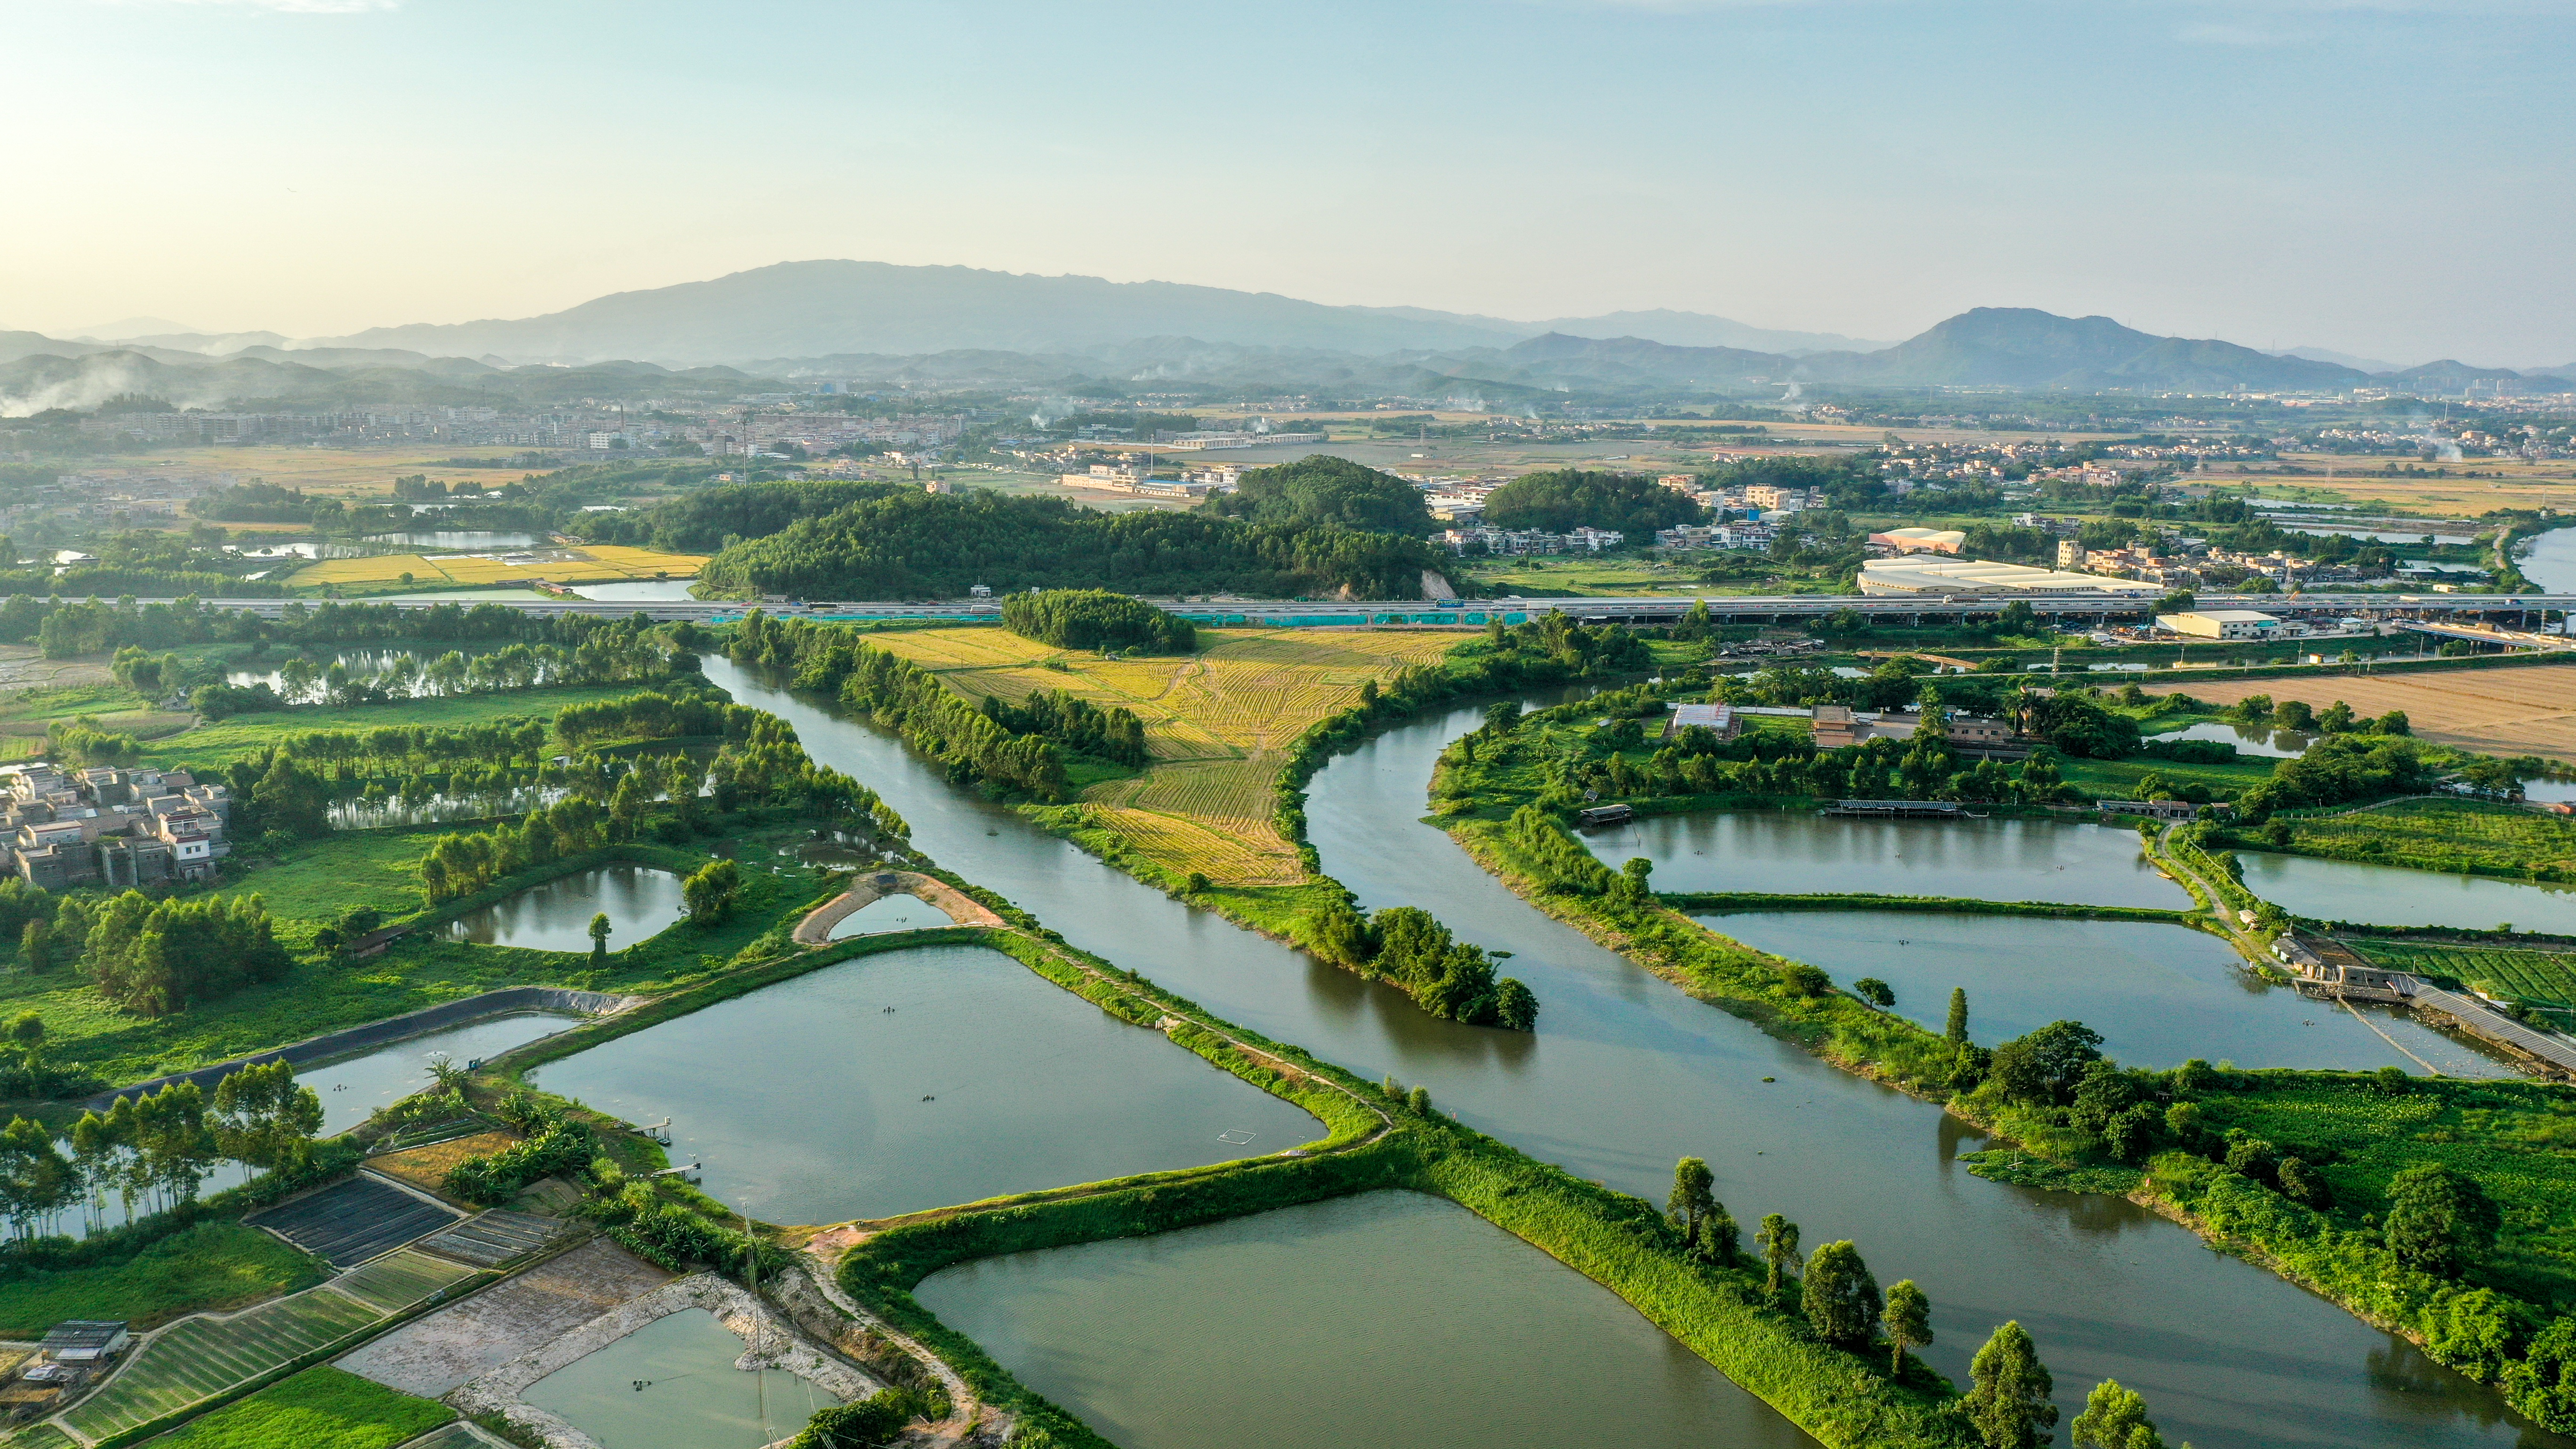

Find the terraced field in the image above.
[
  {"left": 870, "top": 627, "right": 1460, "bottom": 885},
  {"left": 64, "top": 1287, "right": 381, "bottom": 1442},
  {"left": 329, "top": 1251, "right": 480, "bottom": 1316}
]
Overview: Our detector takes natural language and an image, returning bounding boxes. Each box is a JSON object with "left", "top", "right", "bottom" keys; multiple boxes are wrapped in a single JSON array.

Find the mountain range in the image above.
[{"left": 4, "top": 262, "right": 2570, "bottom": 414}]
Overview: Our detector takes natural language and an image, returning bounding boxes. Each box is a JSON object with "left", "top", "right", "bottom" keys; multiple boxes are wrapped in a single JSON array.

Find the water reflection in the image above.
[
  {"left": 695, "top": 656, "right": 2572, "bottom": 1449},
  {"left": 1590, "top": 811, "right": 2190, "bottom": 908},
  {"left": 2144, "top": 720, "right": 2313, "bottom": 757},
  {"left": 531, "top": 944, "right": 1323, "bottom": 1223},
  {"left": 2242, "top": 852, "right": 2576, "bottom": 934},
  {"left": 444, "top": 864, "right": 687, "bottom": 952},
  {"left": 918, "top": 1191, "right": 1819, "bottom": 1449}
]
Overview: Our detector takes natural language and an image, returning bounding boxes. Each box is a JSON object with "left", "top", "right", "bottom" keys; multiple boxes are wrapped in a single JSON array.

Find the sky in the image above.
[{"left": 6, "top": 0, "right": 2572, "bottom": 366}]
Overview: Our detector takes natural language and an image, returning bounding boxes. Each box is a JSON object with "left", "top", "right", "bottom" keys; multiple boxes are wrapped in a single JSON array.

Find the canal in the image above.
[{"left": 699, "top": 656, "right": 2567, "bottom": 1449}]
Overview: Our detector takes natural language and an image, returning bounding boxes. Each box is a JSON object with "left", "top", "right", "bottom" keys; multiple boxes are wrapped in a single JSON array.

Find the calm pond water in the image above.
[
  {"left": 1586, "top": 811, "right": 2190, "bottom": 908},
  {"left": 2144, "top": 720, "right": 2311, "bottom": 757},
  {"left": 368, "top": 530, "right": 541, "bottom": 550},
  {"left": 1700, "top": 912, "right": 2512, "bottom": 1076},
  {"left": 444, "top": 864, "right": 687, "bottom": 953},
  {"left": 919, "top": 1191, "right": 1817, "bottom": 1449},
  {"left": 700, "top": 656, "right": 2571, "bottom": 1449},
  {"left": 571, "top": 579, "right": 701, "bottom": 600},
  {"left": 300, "top": 1013, "right": 579, "bottom": 1135},
  {"left": 521, "top": 1309, "right": 835, "bottom": 1449},
  {"left": 532, "top": 943, "right": 1323, "bottom": 1223},
  {"left": 2517, "top": 527, "right": 2576, "bottom": 594},
  {"left": 827, "top": 894, "right": 942, "bottom": 937},
  {"left": 2242, "top": 852, "right": 2576, "bottom": 934}
]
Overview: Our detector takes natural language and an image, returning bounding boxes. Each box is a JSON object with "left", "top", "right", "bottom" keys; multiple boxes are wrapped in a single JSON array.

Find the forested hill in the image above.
[{"left": 694, "top": 486, "right": 1453, "bottom": 600}]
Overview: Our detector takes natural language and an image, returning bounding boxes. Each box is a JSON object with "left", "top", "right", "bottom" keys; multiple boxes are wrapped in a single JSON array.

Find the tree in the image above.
[
  {"left": 1668, "top": 1157, "right": 1717, "bottom": 1249},
  {"left": 1757, "top": 1213, "right": 1801, "bottom": 1296},
  {"left": 1885, "top": 1279, "right": 1933, "bottom": 1376},
  {"left": 1966, "top": 1320, "right": 2058, "bottom": 1449},
  {"left": 1701, "top": 1201, "right": 1740, "bottom": 1266},
  {"left": 2070, "top": 1377, "right": 2169, "bottom": 1449},
  {"left": 682, "top": 859, "right": 741, "bottom": 925},
  {"left": 1852, "top": 977, "right": 1895, "bottom": 1008},
  {"left": 211, "top": 1060, "right": 323, "bottom": 1175},
  {"left": 17, "top": 918, "right": 47, "bottom": 974},
  {"left": 2503, "top": 1314, "right": 2576, "bottom": 1434},
  {"left": 1482, "top": 700, "right": 1524, "bottom": 735},
  {"left": 1990, "top": 1020, "right": 2105, "bottom": 1106},
  {"left": 1803, "top": 1240, "right": 1881, "bottom": 1347},
  {"left": 250, "top": 752, "right": 332, "bottom": 838},
  {"left": 2383, "top": 1163, "right": 2501, "bottom": 1277},
  {"left": 1947, "top": 987, "right": 1970, "bottom": 1045},
  {"left": 588, "top": 911, "right": 612, "bottom": 966},
  {"left": 2155, "top": 589, "right": 2196, "bottom": 614},
  {"left": 1493, "top": 977, "right": 1539, "bottom": 1032}
]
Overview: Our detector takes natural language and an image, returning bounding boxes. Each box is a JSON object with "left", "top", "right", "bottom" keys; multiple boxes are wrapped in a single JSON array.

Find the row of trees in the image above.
[
  {"left": 14, "top": 594, "right": 667, "bottom": 660},
  {"left": 1310, "top": 905, "right": 1538, "bottom": 1030},
  {"left": 736, "top": 614, "right": 1113, "bottom": 800},
  {"left": 0, "top": 1066, "right": 322, "bottom": 1240},
  {"left": 999, "top": 588, "right": 1196, "bottom": 654},
  {"left": 1664, "top": 1155, "right": 2167, "bottom": 1449}
]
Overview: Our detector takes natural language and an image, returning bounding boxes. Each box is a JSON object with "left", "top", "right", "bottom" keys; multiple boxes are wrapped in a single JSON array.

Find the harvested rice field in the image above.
[
  {"left": 287, "top": 543, "right": 704, "bottom": 593},
  {"left": 2168, "top": 664, "right": 2576, "bottom": 763},
  {"left": 869, "top": 628, "right": 1459, "bottom": 885}
]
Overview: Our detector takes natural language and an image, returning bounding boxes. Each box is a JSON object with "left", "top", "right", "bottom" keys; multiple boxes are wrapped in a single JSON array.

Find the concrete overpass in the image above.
[{"left": 108, "top": 592, "right": 2576, "bottom": 630}]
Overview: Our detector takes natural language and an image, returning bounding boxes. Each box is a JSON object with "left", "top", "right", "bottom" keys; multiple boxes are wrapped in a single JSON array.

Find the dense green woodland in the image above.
[
  {"left": 1001, "top": 589, "right": 1196, "bottom": 653},
  {"left": 1203, "top": 455, "right": 1434, "bottom": 534},
  {"left": 700, "top": 484, "right": 1451, "bottom": 600},
  {"left": 1481, "top": 469, "right": 1707, "bottom": 536}
]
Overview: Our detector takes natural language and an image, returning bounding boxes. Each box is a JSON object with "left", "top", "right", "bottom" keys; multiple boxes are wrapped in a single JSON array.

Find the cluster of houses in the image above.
[
  {"left": 1437, "top": 526, "right": 1626, "bottom": 555},
  {"left": 0, "top": 763, "right": 232, "bottom": 890}
]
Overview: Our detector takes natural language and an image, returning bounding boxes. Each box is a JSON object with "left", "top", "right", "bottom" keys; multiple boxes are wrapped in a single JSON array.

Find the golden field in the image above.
[
  {"left": 872, "top": 628, "right": 1461, "bottom": 884},
  {"left": 2174, "top": 663, "right": 2576, "bottom": 763},
  {"left": 287, "top": 542, "right": 704, "bottom": 592}
]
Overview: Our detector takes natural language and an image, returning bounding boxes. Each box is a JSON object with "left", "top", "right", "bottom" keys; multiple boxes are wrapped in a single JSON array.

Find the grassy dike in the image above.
[
  {"left": 1661, "top": 890, "right": 2196, "bottom": 924},
  {"left": 823, "top": 926, "right": 1972, "bottom": 1449},
  {"left": 465, "top": 854, "right": 1973, "bottom": 1449},
  {"left": 1441, "top": 784, "right": 2576, "bottom": 1432}
]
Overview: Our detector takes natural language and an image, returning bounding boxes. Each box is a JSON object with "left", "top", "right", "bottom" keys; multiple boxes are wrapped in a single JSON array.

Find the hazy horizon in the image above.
[{"left": 8, "top": 0, "right": 2571, "bottom": 367}]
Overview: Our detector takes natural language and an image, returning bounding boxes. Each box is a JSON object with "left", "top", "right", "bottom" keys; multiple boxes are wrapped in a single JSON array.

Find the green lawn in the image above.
[
  {"left": 2061, "top": 753, "right": 2278, "bottom": 801},
  {"left": 0, "top": 1224, "right": 324, "bottom": 1336},
  {"left": 148, "top": 1367, "right": 452, "bottom": 1449},
  {"left": 145, "top": 685, "right": 645, "bottom": 771},
  {"left": 226, "top": 828, "right": 447, "bottom": 930},
  {"left": 2271, "top": 797, "right": 2576, "bottom": 880}
]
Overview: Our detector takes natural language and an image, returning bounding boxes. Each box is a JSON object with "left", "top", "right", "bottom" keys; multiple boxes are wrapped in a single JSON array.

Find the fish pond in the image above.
[
  {"left": 2240, "top": 852, "right": 2576, "bottom": 935},
  {"left": 1700, "top": 911, "right": 2513, "bottom": 1076},
  {"left": 827, "top": 894, "right": 943, "bottom": 937},
  {"left": 520, "top": 1309, "right": 835, "bottom": 1449},
  {"left": 2143, "top": 720, "right": 2311, "bottom": 757},
  {"left": 444, "top": 865, "right": 687, "bottom": 953},
  {"left": 700, "top": 657, "right": 2570, "bottom": 1449},
  {"left": 530, "top": 943, "right": 1323, "bottom": 1223},
  {"left": 916, "top": 1191, "right": 1819, "bottom": 1449},
  {"left": 1586, "top": 810, "right": 2190, "bottom": 908},
  {"left": 300, "top": 1013, "right": 580, "bottom": 1135}
]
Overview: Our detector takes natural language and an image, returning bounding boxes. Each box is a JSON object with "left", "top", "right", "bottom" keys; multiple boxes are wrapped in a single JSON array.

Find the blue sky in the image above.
[{"left": 7, "top": 0, "right": 2571, "bottom": 364}]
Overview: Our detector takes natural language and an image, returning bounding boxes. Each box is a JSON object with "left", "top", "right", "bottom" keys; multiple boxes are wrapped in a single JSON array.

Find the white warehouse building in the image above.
[{"left": 2157, "top": 610, "right": 2282, "bottom": 641}]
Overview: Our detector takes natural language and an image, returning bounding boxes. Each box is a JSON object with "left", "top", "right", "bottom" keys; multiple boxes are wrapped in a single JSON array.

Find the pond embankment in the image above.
[{"left": 793, "top": 871, "right": 1004, "bottom": 944}]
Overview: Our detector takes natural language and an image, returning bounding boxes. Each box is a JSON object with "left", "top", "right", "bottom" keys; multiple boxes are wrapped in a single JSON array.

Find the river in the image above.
[{"left": 697, "top": 656, "right": 2567, "bottom": 1449}]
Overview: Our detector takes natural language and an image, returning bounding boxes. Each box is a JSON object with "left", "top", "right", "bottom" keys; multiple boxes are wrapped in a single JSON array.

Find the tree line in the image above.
[
  {"left": 697, "top": 485, "right": 1452, "bottom": 600},
  {"left": 733, "top": 613, "right": 1160, "bottom": 799},
  {"left": 1662, "top": 1152, "right": 2177, "bottom": 1449},
  {"left": 12, "top": 594, "right": 665, "bottom": 660},
  {"left": 0, "top": 1063, "right": 322, "bottom": 1240}
]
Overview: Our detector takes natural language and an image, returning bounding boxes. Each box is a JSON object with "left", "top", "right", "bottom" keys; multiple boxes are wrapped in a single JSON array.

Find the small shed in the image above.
[
  {"left": 40, "top": 1321, "right": 129, "bottom": 1366},
  {"left": 1575, "top": 804, "right": 1634, "bottom": 828}
]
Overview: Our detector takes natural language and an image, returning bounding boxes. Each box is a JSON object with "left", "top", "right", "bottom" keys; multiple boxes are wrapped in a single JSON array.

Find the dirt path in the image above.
[{"left": 792, "top": 872, "right": 1005, "bottom": 945}]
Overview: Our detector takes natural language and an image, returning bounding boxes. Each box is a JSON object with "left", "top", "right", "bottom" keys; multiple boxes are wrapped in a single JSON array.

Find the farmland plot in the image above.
[
  {"left": 872, "top": 626, "right": 1460, "bottom": 885},
  {"left": 2177, "top": 664, "right": 2576, "bottom": 762},
  {"left": 64, "top": 1287, "right": 382, "bottom": 1442},
  {"left": 2351, "top": 940, "right": 2576, "bottom": 1010}
]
